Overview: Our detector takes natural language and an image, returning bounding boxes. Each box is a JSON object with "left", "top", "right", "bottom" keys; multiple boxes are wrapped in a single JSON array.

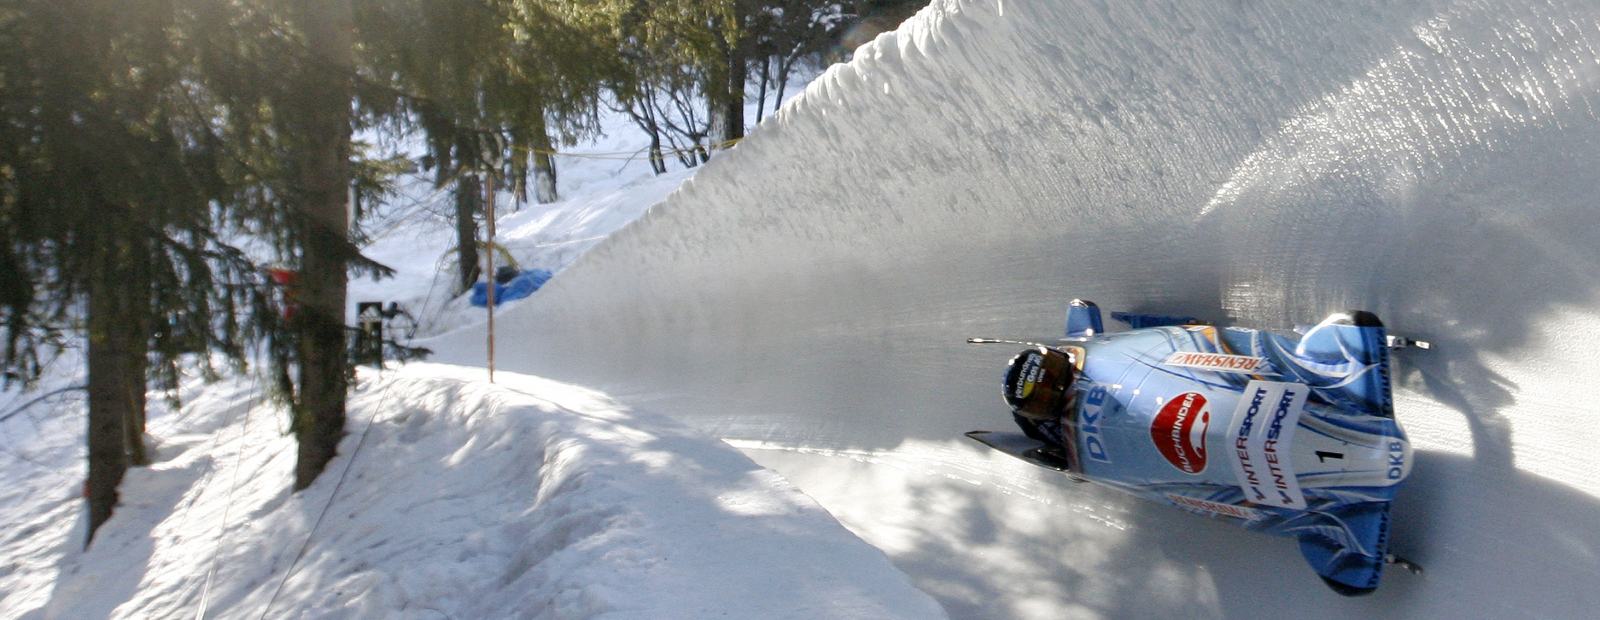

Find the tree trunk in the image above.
[
  {"left": 707, "top": 44, "right": 746, "bottom": 150},
  {"left": 122, "top": 261, "right": 151, "bottom": 468},
  {"left": 756, "top": 55, "right": 771, "bottom": 124},
  {"left": 530, "top": 117, "right": 558, "bottom": 204},
  {"left": 775, "top": 51, "right": 798, "bottom": 114},
  {"left": 455, "top": 174, "right": 482, "bottom": 293},
  {"left": 648, "top": 130, "right": 666, "bottom": 174},
  {"left": 629, "top": 106, "right": 668, "bottom": 175},
  {"left": 774, "top": 67, "right": 788, "bottom": 114},
  {"left": 532, "top": 154, "right": 557, "bottom": 204},
  {"left": 85, "top": 237, "right": 146, "bottom": 546},
  {"left": 290, "top": 0, "right": 354, "bottom": 492},
  {"left": 124, "top": 391, "right": 148, "bottom": 466}
]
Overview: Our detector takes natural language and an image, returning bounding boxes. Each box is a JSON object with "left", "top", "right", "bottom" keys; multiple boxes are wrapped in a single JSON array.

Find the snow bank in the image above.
[{"left": 0, "top": 364, "right": 945, "bottom": 620}]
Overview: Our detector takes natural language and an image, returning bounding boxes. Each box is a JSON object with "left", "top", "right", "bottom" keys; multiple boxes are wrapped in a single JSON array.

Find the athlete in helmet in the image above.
[{"left": 1001, "top": 346, "right": 1080, "bottom": 463}]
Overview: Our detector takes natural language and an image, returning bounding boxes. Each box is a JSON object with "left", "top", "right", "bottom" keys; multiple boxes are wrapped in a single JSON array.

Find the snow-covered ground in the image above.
[
  {"left": 0, "top": 84, "right": 952, "bottom": 618},
  {"left": 0, "top": 364, "right": 942, "bottom": 620}
]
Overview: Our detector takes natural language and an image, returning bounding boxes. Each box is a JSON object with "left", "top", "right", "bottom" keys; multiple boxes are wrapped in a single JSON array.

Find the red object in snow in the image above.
[{"left": 269, "top": 268, "right": 299, "bottom": 319}]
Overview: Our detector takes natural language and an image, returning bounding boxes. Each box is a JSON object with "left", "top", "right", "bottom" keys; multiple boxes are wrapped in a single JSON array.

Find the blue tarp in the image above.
[{"left": 470, "top": 268, "right": 552, "bottom": 307}]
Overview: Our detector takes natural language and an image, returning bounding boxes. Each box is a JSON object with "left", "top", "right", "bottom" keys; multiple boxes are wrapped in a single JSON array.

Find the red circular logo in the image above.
[{"left": 1150, "top": 392, "right": 1210, "bottom": 474}]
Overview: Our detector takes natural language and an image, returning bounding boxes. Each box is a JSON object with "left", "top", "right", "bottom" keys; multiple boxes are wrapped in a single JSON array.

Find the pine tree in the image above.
[
  {"left": 0, "top": 0, "right": 283, "bottom": 544},
  {"left": 360, "top": 0, "right": 614, "bottom": 294}
]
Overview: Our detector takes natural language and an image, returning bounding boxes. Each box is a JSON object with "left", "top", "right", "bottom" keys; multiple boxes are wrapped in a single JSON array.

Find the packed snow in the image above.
[{"left": 1, "top": 363, "right": 943, "bottom": 620}]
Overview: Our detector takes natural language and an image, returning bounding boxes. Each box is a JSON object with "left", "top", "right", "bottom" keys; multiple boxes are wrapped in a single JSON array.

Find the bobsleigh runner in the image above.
[{"left": 968, "top": 300, "right": 1427, "bottom": 596}]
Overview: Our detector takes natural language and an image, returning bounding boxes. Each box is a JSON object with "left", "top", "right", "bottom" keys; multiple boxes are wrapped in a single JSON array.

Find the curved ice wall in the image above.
[{"left": 439, "top": 1, "right": 1600, "bottom": 618}]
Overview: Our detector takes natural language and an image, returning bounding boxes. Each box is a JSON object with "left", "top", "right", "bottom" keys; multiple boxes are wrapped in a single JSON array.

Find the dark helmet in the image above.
[{"left": 1003, "top": 347, "right": 1078, "bottom": 421}]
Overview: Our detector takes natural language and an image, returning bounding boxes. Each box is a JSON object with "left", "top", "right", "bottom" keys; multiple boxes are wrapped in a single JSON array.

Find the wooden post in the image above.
[{"left": 485, "top": 175, "right": 497, "bottom": 383}]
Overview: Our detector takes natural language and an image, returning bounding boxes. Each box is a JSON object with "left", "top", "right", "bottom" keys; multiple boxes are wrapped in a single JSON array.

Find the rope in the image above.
[
  {"left": 193, "top": 371, "right": 263, "bottom": 620},
  {"left": 359, "top": 176, "right": 454, "bottom": 248},
  {"left": 518, "top": 137, "right": 742, "bottom": 160},
  {"left": 256, "top": 367, "right": 398, "bottom": 620},
  {"left": 0, "top": 442, "right": 48, "bottom": 468},
  {"left": 0, "top": 385, "right": 87, "bottom": 424},
  {"left": 496, "top": 235, "right": 606, "bottom": 250},
  {"left": 0, "top": 385, "right": 87, "bottom": 469}
]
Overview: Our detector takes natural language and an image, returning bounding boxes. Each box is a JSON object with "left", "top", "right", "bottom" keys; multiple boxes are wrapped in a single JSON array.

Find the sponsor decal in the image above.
[
  {"left": 1015, "top": 353, "right": 1042, "bottom": 399},
  {"left": 1078, "top": 385, "right": 1111, "bottom": 463},
  {"left": 1387, "top": 440, "right": 1408, "bottom": 481},
  {"left": 1225, "top": 381, "right": 1310, "bottom": 510},
  {"left": 1149, "top": 392, "right": 1211, "bottom": 474},
  {"left": 1165, "top": 493, "right": 1262, "bottom": 520},
  {"left": 1161, "top": 351, "right": 1269, "bottom": 374}
]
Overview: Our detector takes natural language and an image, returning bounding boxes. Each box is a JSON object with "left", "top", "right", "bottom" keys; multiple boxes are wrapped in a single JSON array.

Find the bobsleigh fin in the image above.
[
  {"left": 1065, "top": 299, "right": 1105, "bottom": 338},
  {"left": 1109, "top": 311, "right": 1202, "bottom": 329},
  {"left": 1295, "top": 500, "right": 1394, "bottom": 596}
]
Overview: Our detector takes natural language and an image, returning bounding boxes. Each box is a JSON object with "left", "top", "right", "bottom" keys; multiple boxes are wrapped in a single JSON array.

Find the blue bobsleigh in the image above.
[{"left": 968, "top": 300, "right": 1426, "bottom": 596}]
